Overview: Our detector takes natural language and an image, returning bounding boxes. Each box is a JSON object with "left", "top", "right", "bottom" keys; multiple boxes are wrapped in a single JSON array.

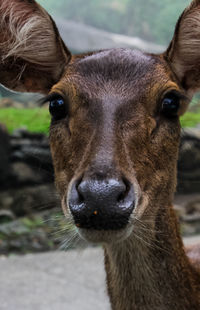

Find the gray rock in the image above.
[
  {"left": 9, "top": 131, "right": 53, "bottom": 187},
  {"left": 0, "top": 184, "right": 59, "bottom": 216}
]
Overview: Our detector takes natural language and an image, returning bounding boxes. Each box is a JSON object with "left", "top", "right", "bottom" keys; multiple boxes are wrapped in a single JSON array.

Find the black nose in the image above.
[{"left": 68, "top": 178, "right": 135, "bottom": 230}]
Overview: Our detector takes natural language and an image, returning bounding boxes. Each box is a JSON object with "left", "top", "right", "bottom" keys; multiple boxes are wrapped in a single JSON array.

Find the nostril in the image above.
[
  {"left": 117, "top": 187, "right": 126, "bottom": 202},
  {"left": 69, "top": 178, "right": 85, "bottom": 207},
  {"left": 77, "top": 189, "right": 84, "bottom": 204},
  {"left": 75, "top": 178, "right": 85, "bottom": 203},
  {"left": 117, "top": 178, "right": 130, "bottom": 202}
]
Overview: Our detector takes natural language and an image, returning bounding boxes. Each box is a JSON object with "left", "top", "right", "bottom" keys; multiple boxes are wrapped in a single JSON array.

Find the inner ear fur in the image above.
[
  {"left": 0, "top": 0, "right": 71, "bottom": 94},
  {"left": 165, "top": 0, "right": 200, "bottom": 94}
]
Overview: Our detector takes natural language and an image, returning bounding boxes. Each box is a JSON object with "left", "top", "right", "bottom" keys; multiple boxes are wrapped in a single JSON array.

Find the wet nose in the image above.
[{"left": 68, "top": 178, "right": 136, "bottom": 230}]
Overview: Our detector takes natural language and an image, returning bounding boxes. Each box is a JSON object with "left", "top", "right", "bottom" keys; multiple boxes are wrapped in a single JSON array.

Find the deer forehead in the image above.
[{"left": 51, "top": 49, "right": 180, "bottom": 115}]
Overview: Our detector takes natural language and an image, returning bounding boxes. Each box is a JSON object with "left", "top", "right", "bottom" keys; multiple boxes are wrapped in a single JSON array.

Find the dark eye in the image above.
[
  {"left": 49, "top": 96, "right": 67, "bottom": 121},
  {"left": 161, "top": 94, "right": 180, "bottom": 117}
]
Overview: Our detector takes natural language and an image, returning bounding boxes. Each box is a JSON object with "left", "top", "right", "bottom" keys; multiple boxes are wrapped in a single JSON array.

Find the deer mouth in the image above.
[
  {"left": 61, "top": 201, "right": 136, "bottom": 244},
  {"left": 76, "top": 225, "right": 134, "bottom": 244}
]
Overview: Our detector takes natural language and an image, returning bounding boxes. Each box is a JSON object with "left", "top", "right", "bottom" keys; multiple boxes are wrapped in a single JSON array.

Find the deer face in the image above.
[
  {"left": 49, "top": 49, "right": 188, "bottom": 243},
  {"left": 0, "top": 0, "right": 198, "bottom": 243}
]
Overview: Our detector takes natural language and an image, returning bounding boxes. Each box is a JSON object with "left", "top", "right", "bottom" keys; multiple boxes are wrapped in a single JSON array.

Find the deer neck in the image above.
[{"left": 104, "top": 206, "right": 200, "bottom": 310}]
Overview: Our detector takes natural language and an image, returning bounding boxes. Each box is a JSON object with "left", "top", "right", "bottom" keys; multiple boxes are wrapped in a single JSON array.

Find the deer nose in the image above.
[{"left": 68, "top": 178, "right": 136, "bottom": 230}]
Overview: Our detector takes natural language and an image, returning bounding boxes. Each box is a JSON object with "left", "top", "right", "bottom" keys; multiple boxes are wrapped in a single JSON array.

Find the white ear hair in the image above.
[
  {"left": 0, "top": 1, "right": 62, "bottom": 70},
  {"left": 0, "top": 0, "right": 71, "bottom": 93}
]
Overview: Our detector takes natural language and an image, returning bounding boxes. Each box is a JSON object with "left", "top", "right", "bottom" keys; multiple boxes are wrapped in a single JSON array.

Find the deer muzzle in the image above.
[{"left": 68, "top": 176, "right": 136, "bottom": 231}]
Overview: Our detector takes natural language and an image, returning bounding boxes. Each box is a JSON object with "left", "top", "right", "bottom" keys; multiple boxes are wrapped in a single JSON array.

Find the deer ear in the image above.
[
  {"left": 0, "top": 0, "right": 71, "bottom": 94},
  {"left": 165, "top": 0, "right": 200, "bottom": 96}
]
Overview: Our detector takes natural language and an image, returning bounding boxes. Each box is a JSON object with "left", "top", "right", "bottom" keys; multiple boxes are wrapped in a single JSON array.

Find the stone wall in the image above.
[
  {"left": 0, "top": 128, "right": 56, "bottom": 219},
  {"left": 0, "top": 127, "right": 199, "bottom": 218}
]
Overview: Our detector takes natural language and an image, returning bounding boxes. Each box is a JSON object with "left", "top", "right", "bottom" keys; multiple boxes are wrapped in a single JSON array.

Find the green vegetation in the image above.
[
  {"left": 0, "top": 108, "right": 50, "bottom": 134},
  {"left": 21, "top": 217, "right": 44, "bottom": 229},
  {"left": 38, "top": 0, "right": 190, "bottom": 45},
  {"left": 0, "top": 107, "right": 199, "bottom": 134},
  {"left": 180, "top": 110, "right": 200, "bottom": 128}
]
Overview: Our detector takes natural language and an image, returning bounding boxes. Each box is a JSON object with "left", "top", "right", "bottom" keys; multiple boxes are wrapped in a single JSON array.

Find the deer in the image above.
[{"left": 0, "top": 0, "right": 200, "bottom": 309}]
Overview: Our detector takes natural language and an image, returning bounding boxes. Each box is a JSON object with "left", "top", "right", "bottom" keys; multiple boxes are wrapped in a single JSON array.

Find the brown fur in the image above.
[{"left": 1, "top": 1, "right": 200, "bottom": 309}]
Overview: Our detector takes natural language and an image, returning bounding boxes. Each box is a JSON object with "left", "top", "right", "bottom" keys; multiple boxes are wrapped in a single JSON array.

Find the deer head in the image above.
[{"left": 0, "top": 0, "right": 199, "bottom": 243}]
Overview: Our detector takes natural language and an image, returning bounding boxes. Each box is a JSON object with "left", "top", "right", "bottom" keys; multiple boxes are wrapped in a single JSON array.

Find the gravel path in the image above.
[
  {"left": 1, "top": 236, "right": 200, "bottom": 310},
  {"left": 0, "top": 248, "right": 110, "bottom": 310}
]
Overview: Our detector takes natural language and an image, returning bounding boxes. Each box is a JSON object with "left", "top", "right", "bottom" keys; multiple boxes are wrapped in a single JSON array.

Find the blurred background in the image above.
[{"left": 0, "top": 0, "right": 199, "bottom": 256}]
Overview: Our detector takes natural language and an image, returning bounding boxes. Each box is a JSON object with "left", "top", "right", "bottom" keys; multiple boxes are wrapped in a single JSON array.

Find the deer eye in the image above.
[
  {"left": 49, "top": 96, "right": 67, "bottom": 121},
  {"left": 161, "top": 94, "right": 180, "bottom": 117}
]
